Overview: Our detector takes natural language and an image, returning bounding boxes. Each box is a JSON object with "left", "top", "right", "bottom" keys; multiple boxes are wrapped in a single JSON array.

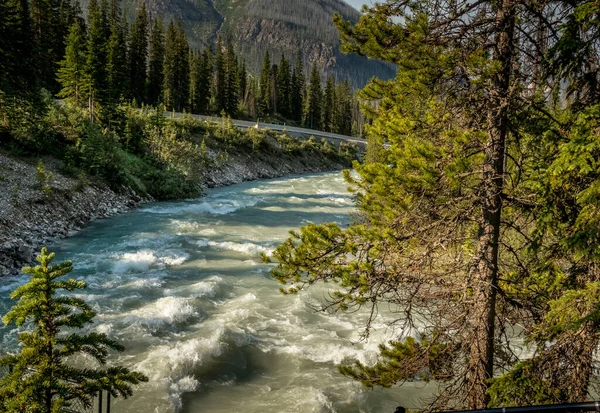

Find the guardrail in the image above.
[{"left": 394, "top": 402, "right": 600, "bottom": 413}]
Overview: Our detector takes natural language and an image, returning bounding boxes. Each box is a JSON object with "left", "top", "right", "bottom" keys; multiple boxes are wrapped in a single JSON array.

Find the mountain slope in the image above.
[
  {"left": 116, "top": 0, "right": 394, "bottom": 88},
  {"left": 213, "top": 0, "right": 394, "bottom": 87}
]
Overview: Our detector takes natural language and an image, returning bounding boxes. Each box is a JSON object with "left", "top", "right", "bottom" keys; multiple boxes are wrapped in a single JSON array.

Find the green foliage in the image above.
[
  {"left": 339, "top": 335, "right": 455, "bottom": 387},
  {"left": 0, "top": 248, "right": 148, "bottom": 412},
  {"left": 36, "top": 160, "right": 53, "bottom": 198},
  {"left": 487, "top": 361, "right": 560, "bottom": 407}
]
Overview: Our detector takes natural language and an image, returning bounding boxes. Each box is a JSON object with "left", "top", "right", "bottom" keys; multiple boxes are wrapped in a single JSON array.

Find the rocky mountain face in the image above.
[{"left": 119, "top": 0, "right": 395, "bottom": 88}]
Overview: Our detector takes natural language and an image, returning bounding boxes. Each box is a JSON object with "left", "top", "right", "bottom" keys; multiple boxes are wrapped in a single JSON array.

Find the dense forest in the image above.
[
  {"left": 0, "top": 0, "right": 359, "bottom": 202},
  {"left": 0, "top": 0, "right": 363, "bottom": 135},
  {"left": 267, "top": 0, "right": 600, "bottom": 410}
]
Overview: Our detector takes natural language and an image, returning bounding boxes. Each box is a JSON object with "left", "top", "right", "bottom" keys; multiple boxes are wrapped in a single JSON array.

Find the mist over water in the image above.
[{"left": 0, "top": 172, "right": 434, "bottom": 412}]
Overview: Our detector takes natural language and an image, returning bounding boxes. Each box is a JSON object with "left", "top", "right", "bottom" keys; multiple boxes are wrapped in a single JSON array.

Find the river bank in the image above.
[{"left": 0, "top": 147, "right": 349, "bottom": 276}]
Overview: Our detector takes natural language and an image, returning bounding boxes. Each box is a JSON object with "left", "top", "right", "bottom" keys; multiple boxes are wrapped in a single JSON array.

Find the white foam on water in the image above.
[
  {"left": 208, "top": 241, "right": 274, "bottom": 256},
  {"left": 140, "top": 197, "right": 260, "bottom": 215},
  {"left": 121, "top": 296, "right": 198, "bottom": 329},
  {"left": 121, "top": 277, "right": 167, "bottom": 289},
  {"left": 168, "top": 376, "right": 199, "bottom": 412},
  {"left": 136, "top": 330, "right": 226, "bottom": 412},
  {"left": 165, "top": 276, "right": 224, "bottom": 298},
  {"left": 113, "top": 250, "right": 189, "bottom": 273},
  {"left": 196, "top": 239, "right": 210, "bottom": 248}
]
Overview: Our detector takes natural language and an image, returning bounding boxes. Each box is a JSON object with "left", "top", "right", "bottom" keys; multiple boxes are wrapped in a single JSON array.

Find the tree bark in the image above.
[{"left": 467, "top": 1, "right": 516, "bottom": 409}]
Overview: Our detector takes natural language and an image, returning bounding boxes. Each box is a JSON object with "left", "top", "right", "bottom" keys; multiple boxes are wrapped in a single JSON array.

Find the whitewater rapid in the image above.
[{"left": 0, "top": 172, "right": 434, "bottom": 412}]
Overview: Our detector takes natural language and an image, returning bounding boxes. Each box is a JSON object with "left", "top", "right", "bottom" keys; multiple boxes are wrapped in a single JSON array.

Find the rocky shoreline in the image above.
[{"left": 0, "top": 150, "right": 347, "bottom": 276}]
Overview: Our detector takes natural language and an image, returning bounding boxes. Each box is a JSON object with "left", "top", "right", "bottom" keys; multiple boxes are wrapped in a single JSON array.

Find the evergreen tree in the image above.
[
  {"left": 85, "top": 0, "right": 108, "bottom": 121},
  {"left": 237, "top": 60, "right": 247, "bottom": 108},
  {"left": 335, "top": 80, "right": 353, "bottom": 135},
  {"left": 3, "top": 0, "right": 36, "bottom": 94},
  {"left": 259, "top": 50, "right": 271, "bottom": 116},
  {"left": 213, "top": 35, "right": 226, "bottom": 114},
  {"left": 322, "top": 75, "right": 335, "bottom": 132},
  {"left": 197, "top": 47, "right": 212, "bottom": 114},
  {"left": 0, "top": 248, "right": 148, "bottom": 411},
  {"left": 163, "top": 19, "right": 189, "bottom": 112},
  {"left": 128, "top": 1, "right": 148, "bottom": 103},
  {"left": 290, "top": 54, "right": 304, "bottom": 123},
  {"left": 105, "top": 0, "right": 127, "bottom": 129},
  {"left": 224, "top": 37, "right": 238, "bottom": 116},
  {"left": 30, "top": 0, "right": 61, "bottom": 91},
  {"left": 304, "top": 64, "right": 321, "bottom": 129},
  {"left": 276, "top": 54, "right": 291, "bottom": 118},
  {"left": 57, "top": 22, "right": 87, "bottom": 106},
  {"left": 189, "top": 50, "right": 201, "bottom": 113},
  {"left": 268, "top": 2, "right": 600, "bottom": 410},
  {"left": 162, "top": 20, "right": 176, "bottom": 110},
  {"left": 174, "top": 19, "right": 189, "bottom": 112},
  {"left": 147, "top": 17, "right": 165, "bottom": 105}
]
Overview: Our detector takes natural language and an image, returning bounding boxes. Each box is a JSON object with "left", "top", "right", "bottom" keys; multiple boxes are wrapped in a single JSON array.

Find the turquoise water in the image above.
[{"left": 0, "top": 172, "right": 433, "bottom": 412}]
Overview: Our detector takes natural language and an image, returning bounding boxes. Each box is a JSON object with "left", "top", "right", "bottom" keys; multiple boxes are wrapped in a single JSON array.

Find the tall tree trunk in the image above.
[{"left": 467, "top": 1, "right": 515, "bottom": 409}]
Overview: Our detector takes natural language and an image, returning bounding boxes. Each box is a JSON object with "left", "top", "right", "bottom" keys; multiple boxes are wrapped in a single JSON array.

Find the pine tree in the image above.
[
  {"left": 147, "top": 17, "right": 165, "bottom": 105},
  {"left": 197, "top": 47, "right": 212, "bottom": 114},
  {"left": 105, "top": 0, "right": 127, "bottom": 130},
  {"left": 335, "top": 80, "right": 353, "bottom": 135},
  {"left": 304, "top": 64, "right": 321, "bottom": 130},
  {"left": 259, "top": 50, "right": 271, "bottom": 116},
  {"left": 322, "top": 75, "right": 336, "bottom": 132},
  {"left": 276, "top": 54, "right": 291, "bottom": 118},
  {"left": 213, "top": 35, "right": 226, "bottom": 114},
  {"left": 189, "top": 50, "right": 200, "bottom": 113},
  {"left": 269, "top": 2, "right": 599, "bottom": 410},
  {"left": 174, "top": 19, "right": 189, "bottom": 112},
  {"left": 290, "top": 54, "right": 304, "bottom": 123},
  {"left": 85, "top": 0, "right": 108, "bottom": 121},
  {"left": 0, "top": 248, "right": 148, "bottom": 411},
  {"left": 162, "top": 19, "right": 189, "bottom": 112},
  {"left": 237, "top": 60, "right": 247, "bottom": 108},
  {"left": 162, "top": 20, "right": 176, "bottom": 110},
  {"left": 128, "top": 1, "right": 148, "bottom": 103},
  {"left": 224, "top": 37, "right": 238, "bottom": 116},
  {"left": 3, "top": 0, "right": 36, "bottom": 94},
  {"left": 30, "top": 0, "right": 61, "bottom": 91},
  {"left": 57, "top": 22, "right": 87, "bottom": 106}
]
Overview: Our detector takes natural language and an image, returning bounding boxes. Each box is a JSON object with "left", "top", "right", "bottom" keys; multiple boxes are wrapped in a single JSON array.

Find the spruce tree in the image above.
[
  {"left": 213, "top": 35, "right": 226, "bottom": 114},
  {"left": 147, "top": 17, "right": 165, "bottom": 105},
  {"left": 259, "top": 50, "right": 271, "bottom": 116},
  {"left": 30, "top": 0, "right": 61, "bottom": 91},
  {"left": 276, "top": 54, "right": 291, "bottom": 118},
  {"left": 224, "top": 37, "right": 238, "bottom": 116},
  {"left": 291, "top": 54, "right": 304, "bottom": 123},
  {"left": 174, "top": 19, "right": 189, "bottom": 112},
  {"left": 335, "top": 80, "right": 353, "bottom": 135},
  {"left": 85, "top": 0, "right": 108, "bottom": 121},
  {"left": 197, "top": 47, "right": 212, "bottom": 114},
  {"left": 189, "top": 50, "right": 201, "bottom": 113},
  {"left": 105, "top": 0, "right": 127, "bottom": 130},
  {"left": 322, "top": 75, "right": 336, "bottom": 132},
  {"left": 3, "top": 0, "right": 36, "bottom": 94},
  {"left": 0, "top": 248, "right": 147, "bottom": 412},
  {"left": 57, "top": 22, "right": 87, "bottom": 106},
  {"left": 162, "top": 19, "right": 189, "bottom": 112},
  {"left": 162, "top": 20, "right": 176, "bottom": 110},
  {"left": 237, "top": 60, "right": 247, "bottom": 108},
  {"left": 128, "top": 1, "right": 148, "bottom": 103},
  {"left": 304, "top": 64, "right": 321, "bottom": 130}
]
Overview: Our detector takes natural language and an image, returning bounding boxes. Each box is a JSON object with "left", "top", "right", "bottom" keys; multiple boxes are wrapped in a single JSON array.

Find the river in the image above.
[{"left": 0, "top": 172, "right": 434, "bottom": 412}]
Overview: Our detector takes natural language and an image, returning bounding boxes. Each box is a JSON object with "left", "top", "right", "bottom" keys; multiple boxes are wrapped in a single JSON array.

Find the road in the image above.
[{"left": 171, "top": 113, "right": 367, "bottom": 147}]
